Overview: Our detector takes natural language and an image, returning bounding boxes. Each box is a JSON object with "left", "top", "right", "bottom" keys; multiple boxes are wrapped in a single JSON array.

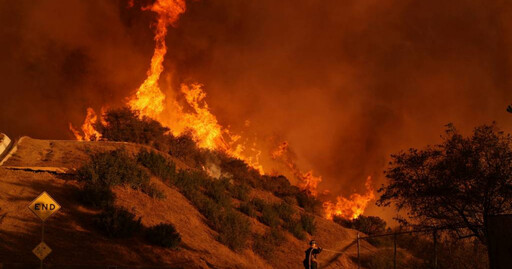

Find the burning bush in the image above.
[
  {"left": 94, "top": 207, "right": 142, "bottom": 238},
  {"left": 145, "top": 223, "right": 181, "bottom": 249}
]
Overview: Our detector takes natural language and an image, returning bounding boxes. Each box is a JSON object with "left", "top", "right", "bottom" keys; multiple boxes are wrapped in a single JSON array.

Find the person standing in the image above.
[{"left": 303, "top": 240, "right": 323, "bottom": 269}]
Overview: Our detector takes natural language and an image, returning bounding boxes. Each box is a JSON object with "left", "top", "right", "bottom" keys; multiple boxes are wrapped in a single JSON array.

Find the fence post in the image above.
[
  {"left": 357, "top": 233, "right": 360, "bottom": 269},
  {"left": 394, "top": 232, "right": 397, "bottom": 269},
  {"left": 433, "top": 229, "right": 437, "bottom": 269}
]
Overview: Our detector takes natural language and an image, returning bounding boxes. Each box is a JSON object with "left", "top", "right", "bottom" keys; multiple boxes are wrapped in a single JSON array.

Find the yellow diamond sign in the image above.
[
  {"left": 28, "top": 192, "right": 61, "bottom": 221},
  {"left": 32, "top": 241, "right": 52, "bottom": 260}
]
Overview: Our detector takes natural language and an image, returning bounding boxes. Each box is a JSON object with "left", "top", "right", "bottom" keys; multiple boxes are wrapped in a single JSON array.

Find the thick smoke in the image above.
[{"left": 1, "top": 0, "right": 512, "bottom": 219}]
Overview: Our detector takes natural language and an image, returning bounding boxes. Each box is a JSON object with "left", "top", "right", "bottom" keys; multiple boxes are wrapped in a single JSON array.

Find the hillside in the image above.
[{"left": 0, "top": 137, "right": 374, "bottom": 268}]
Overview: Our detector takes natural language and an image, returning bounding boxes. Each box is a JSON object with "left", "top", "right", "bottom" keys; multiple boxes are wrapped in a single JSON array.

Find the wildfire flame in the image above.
[
  {"left": 70, "top": 0, "right": 374, "bottom": 220},
  {"left": 271, "top": 141, "right": 322, "bottom": 195},
  {"left": 69, "top": 107, "right": 102, "bottom": 141},
  {"left": 323, "top": 176, "right": 375, "bottom": 220}
]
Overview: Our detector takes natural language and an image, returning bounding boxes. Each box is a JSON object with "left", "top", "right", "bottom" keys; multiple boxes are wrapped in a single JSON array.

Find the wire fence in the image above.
[{"left": 353, "top": 227, "right": 488, "bottom": 269}]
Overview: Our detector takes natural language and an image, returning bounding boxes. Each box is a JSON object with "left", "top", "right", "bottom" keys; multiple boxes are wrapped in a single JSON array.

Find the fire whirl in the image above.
[{"left": 70, "top": 0, "right": 374, "bottom": 220}]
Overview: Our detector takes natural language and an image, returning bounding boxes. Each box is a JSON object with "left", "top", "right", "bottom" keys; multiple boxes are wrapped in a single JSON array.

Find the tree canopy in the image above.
[{"left": 378, "top": 123, "right": 512, "bottom": 244}]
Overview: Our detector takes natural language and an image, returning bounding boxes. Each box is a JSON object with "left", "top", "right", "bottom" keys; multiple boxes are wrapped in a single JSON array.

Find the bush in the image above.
[
  {"left": 97, "top": 107, "right": 170, "bottom": 150},
  {"left": 80, "top": 183, "right": 116, "bottom": 209},
  {"left": 229, "top": 183, "right": 250, "bottom": 202},
  {"left": 286, "top": 218, "right": 306, "bottom": 240},
  {"left": 283, "top": 195, "right": 298, "bottom": 206},
  {"left": 217, "top": 210, "right": 251, "bottom": 250},
  {"left": 296, "top": 191, "right": 322, "bottom": 214},
  {"left": 253, "top": 227, "right": 286, "bottom": 260},
  {"left": 239, "top": 201, "right": 257, "bottom": 218},
  {"left": 77, "top": 149, "right": 150, "bottom": 190},
  {"left": 274, "top": 202, "right": 295, "bottom": 223},
  {"left": 168, "top": 133, "right": 206, "bottom": 168},
  {"left": 137, "top": 149, "right": 176, "bottom": 183},
  {"left": 334, "top": 215, "right": 387, "bottom": 235},
  {"left": 300, "top": 214, "right": 316, "bottom": 235},
  {"left": 219, "top": 156, "right": 262, "bottom": 188},
  {"left": 251, "top": 198, "right": 267, "bottom": 212},
  {"left": 175, "top": 170, "right": 209, "bottom": 196},
  {"left": 259, "top": 205, "right": 280, "bottom": 228},
  {"left": 205, "top": 179, "right": 231, "bottom": 207},
  {"left": 94, "top": 207, "right": 142, "bottom": 238},
  {"left": 145, "top": 223, "right": 181, "bottom": 248},
  {"left": 141, "top": 182, "right": 166, "bottom": 199},
  {"left": 253, "top": 228, "right": 286, "bottom": 260}
]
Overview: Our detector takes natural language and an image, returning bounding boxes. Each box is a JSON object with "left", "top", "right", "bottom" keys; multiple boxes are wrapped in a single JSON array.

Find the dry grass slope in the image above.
[{"left": 0, "top": 137, "right": 373, "bottom": 268}]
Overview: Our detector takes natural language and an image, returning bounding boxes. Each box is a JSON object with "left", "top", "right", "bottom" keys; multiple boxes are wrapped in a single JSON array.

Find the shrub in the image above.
[
  {"left": 274, "top": 202, "right": 295, "bottom": 223},
  {"left": 219, "top": 156, "right": 262, "bottom": 188},
  {"left": 334, "top": 215, "right": 387, "bottom": 235},
  {"left": 79, "top": 183, "right": 116, "bottom": 209},
  {"left": 175, "top": 170, "right": 209, "bottom": 196},
  {"left": 145, "top": 223, "right": 181, "bottom": 249},
  {"left": 253, "top": 227, "right": 287, "bottom": 260},
  {"left": 141, "top": 182, "right": 166, "bottom": 199},
  {"left": 251, "top": 198, "right": 267, "bottom": 212},
  {"left": 283, "top": 195, "right": 298, "bottom": 206},
  {"left": 259, "top": 205, "right": 280, "bottom": 228},
  {"left": 205, "top": 179, "right": 231, "bottom": 207},
  {"left": 217, "top": 210, "right": 251, "bottom": 250},
  {"left": 229, "top": 183, "right": 250, "bottom": 202},
  {"left": 137, "top": 149, "right": 176, "bottom": 183},
  {"left": 97, "top": 107, "right": 170, "bottom": 149},
  {"left": 168, "top": 133, "right": 206, "bottom": 168},
  {"left": 77, "top": 149, "right": 150, "bottom": 190},
  {"left": 94, "top": 207, "right": 142, "bottom": 238},
  {"left": 300, "top": 213, "right": 316, "bottom": 235},
  {"left": 286, "top": 218, "right": 306, "bottom": 240},
  {"left": 296, "top": 191, "right": 322, "bottom": 214},
  {"left": 239, "top": 201, "right": 257, "bottom": 218}
]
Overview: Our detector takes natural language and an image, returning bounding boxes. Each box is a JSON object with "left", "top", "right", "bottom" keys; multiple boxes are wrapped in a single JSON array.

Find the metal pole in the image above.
[
  {"left": 394, "top": 232, "right": 397, "bottom": 269},
  {"left": 357, "top": 233, "right": 360, "bottom": 269},
  {"left": 433, "top": 229, "right": 437, "bottom": 269},
  {"left": 41, "top": 221, "right": 45, "bottom": 269}
]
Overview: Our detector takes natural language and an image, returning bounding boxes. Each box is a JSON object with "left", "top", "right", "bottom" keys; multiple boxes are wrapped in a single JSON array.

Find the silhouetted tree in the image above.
[{"left": 378, "top": 123, "right": 512, "bottom": 245}]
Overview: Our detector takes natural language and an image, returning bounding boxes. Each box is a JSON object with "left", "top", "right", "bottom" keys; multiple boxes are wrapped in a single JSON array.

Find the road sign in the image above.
[
  {"left": 28, "top": 192, "right": 61, "bottom": 221},
  {"left": 32, "top": 242, "right": 52, "bottom": 261}
]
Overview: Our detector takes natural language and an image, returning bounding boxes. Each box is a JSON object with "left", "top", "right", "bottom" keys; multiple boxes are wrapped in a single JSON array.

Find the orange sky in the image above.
[{"left": 1, "top": 0, "right": 512, "bottom": 222}]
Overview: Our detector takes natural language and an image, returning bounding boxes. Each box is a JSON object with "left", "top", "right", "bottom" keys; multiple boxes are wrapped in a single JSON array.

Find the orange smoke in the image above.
[
  {"left": 69, "top": 107, "right": 102, "bottom": 141},
  {"left": 70, "top": 0, "right": 373, "bottom": 220},
  {"left": 323, "top": 176, "right": 375, "bottom": 220}
]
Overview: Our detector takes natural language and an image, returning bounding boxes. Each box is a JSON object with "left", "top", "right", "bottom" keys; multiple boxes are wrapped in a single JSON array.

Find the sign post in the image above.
[{"left": 28, "top": 191, "right": 61, "bottom": 269}]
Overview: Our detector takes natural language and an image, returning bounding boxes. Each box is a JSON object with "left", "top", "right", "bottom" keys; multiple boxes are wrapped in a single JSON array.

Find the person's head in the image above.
[{"left": 309, "top": 240, "right": 317, "bottom": 248}]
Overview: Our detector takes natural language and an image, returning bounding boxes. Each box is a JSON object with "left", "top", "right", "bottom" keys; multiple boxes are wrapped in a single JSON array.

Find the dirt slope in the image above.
[{"left": 0, "top": 137, "right": 373, "bottom": 268}]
